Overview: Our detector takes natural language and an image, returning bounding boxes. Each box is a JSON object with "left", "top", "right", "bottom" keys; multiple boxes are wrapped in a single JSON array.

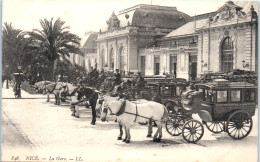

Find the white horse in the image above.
[{"left": 100, "top": 98, "right": 168, "bottom": 143}]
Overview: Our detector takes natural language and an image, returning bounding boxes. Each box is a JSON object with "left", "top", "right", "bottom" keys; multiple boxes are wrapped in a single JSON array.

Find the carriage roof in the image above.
[{"left": 196, "top": 79, "right": 257, "bottom": 90}]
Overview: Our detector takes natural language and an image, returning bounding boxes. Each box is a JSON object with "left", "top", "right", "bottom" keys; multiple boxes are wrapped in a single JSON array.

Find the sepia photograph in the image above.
[{"left": 1, "top": 0, "right": 258, "bottom": 161}]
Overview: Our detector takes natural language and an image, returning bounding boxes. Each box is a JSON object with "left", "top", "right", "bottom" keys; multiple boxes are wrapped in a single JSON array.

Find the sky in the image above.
[{"left": 1, "top": 0, "right": 251, "bottom": 38}]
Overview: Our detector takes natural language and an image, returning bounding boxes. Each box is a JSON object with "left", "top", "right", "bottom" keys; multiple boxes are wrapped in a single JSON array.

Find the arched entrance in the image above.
[{"left": 221, "top": 37, "right": 234, "bottom": 72}]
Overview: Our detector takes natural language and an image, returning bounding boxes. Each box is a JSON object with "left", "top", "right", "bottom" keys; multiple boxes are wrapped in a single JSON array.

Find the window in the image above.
[
  {"left": 244, "top": 89, "right": 255, "bottom": 102},
  {"left": 205, "top": 90, "right": 215, "bottom": 102},
  {"left": 221, "top": 37, "right": 233, "bottom": 72},
  {"left": 231, "top": 90, "right": 241, "bottom": 102},
  {"left": 217, "top": 91, "right": 228, "bottom": 103},
  {"left": 161, "top": 86, "right": 171, "bottom": 95}
]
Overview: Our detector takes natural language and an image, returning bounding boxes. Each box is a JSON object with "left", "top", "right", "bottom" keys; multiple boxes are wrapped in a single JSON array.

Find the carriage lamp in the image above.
[
  {"left": 5, "top": 63, "right": 9, "bottom": 89},
  {"left": 242, "top": 60, "right": 250, "bottom": 68}
]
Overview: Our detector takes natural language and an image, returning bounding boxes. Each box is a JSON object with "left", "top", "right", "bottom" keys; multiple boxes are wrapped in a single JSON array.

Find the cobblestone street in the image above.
[{"left": 1, "top": 86, "right": 258, "bottom": 162}]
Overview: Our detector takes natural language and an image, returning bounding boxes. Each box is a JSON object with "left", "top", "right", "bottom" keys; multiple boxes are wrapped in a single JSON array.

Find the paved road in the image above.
[{"left": 1, "top": 86, "right": 258, "bottom": 162}]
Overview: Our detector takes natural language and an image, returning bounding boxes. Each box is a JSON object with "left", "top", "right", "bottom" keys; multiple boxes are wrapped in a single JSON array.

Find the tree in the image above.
[
  {"left": 2, "top": 23, "right": 28, "bottom": 75},
  {"left": 28, "top": 18, "right": 82, "bottom": 81}
]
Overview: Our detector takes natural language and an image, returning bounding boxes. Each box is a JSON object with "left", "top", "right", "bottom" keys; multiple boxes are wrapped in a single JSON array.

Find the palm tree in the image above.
[
  {"left": 2, "top": 23, "right": 28, "bottom": 74},
  {"left": 28, "top": 18, "right": 81, "bottom": 81}
]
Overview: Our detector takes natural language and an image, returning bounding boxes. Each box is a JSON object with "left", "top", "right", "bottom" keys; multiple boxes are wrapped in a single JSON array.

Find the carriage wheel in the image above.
[
  {"left": 226, "top": 110, "right": 252, "bottom": 140},
  {"left": 166, "top": 116, "right": 185, "bottom": 136},
  {"left": 205, "top": 121, "right": 225, "bottom": 134},
  {"left": 182, "top": 119, "right": 204, "bottom": 143}
]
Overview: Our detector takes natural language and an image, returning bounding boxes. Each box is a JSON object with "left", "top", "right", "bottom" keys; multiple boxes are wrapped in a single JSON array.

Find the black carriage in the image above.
[
  {"left": 165, "top": 79, "right": 257, "bottom": 143},
  {"left": 143, "top": 78, "right": 188, "bottom": 111}
]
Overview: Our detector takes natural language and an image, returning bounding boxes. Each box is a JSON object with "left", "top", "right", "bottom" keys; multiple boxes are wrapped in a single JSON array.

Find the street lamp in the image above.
[
  {"left": 17, "top": 65, "right": 22, "bottom": 98},
  {"left": 5, "top": 63, "right": 9, "bottom": 89}
]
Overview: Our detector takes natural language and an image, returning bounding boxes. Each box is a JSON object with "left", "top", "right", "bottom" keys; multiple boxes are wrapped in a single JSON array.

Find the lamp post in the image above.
[
  {"left": 5, "top": 63, "right": 9, "bottom": 89},
  {"left": 17, "top": 65, "right": 22, "bottom": 98}
]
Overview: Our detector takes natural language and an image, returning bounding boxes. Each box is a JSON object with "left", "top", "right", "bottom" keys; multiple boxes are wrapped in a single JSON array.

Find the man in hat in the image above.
[
  {"left": 132, "top": 72, "right": 145, "bottom": 99},
  {"left": 109, "top": 69, "right": 121, "bottom": 92}
]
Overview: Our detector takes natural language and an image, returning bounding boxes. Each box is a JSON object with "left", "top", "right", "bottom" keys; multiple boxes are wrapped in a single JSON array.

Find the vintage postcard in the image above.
[{"left": 1, "top": 0, "right": 258, "bottom": 162}]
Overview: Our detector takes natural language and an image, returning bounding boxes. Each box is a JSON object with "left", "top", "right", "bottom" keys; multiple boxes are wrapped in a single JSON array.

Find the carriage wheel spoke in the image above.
[
  {"left": 241, "top": 127, "right": 248, "bottom": 133},
  {"left": 229, "top": 127, "right": 237, "bottom": 134},
  {"left": 188, "top": 134, "right": 192, "bottom": 141},
  {"left": 212, "top": 123, "right": 216, "bottom": 131},
  {"left": 233, "top": 129, "right": 238, "bottom": 137},
  {"left": 237, "top": 129, "right": 240, "bottom": 138},
  {"left": 167, "top": 125, "right": 174, "bottom": 129},
  {"left": 196, "top": 132, "right": 203, "bottom": 136},
  {"left": 194, "top": 133, "right": 199, "bottom": 140},
  {"left": 191, "top": 134, "right": 194, "bottom": 142},
  {"left": 240, "top": 128, "right": 245, "bottom": 137},
  {"left": 193, "top": 122, "right": 197, "bottom": 129},
  {"left": 208, "top": 122, "right": 214, "bottom": 127}
]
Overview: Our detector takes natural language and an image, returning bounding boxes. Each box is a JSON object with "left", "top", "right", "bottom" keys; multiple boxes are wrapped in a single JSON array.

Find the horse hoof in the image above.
[
  {"left": 117, "top": 137, "right": 122, "bottom": 140},
  {"left": 147, "top": 134, "right": 152, "bottom": 138},
  {"left": 91, "top": 122, "right": 95, "bottom": 125},
  {"left": 153, "top": 138, "right": 158, "bottom": 142},
  {"left": 122, "top": 139, "right": 126, "bottom": 142},
  {"left": 125, "top": 140, "right": 130, "bottom": 143}
]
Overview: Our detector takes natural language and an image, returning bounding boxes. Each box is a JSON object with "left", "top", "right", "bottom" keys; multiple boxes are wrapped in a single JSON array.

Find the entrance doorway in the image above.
[
  {"left": 170, "top": 55, "right": 177, "bottom": 78},
  {"left": 189, "top": 55, "right": 197, "bottom": 80},
  {"left": 155, "top": 63, "right": 160, "bottom": 75},
  {"left": 154, "top": 56, "right": 160, "bottom": 75}
]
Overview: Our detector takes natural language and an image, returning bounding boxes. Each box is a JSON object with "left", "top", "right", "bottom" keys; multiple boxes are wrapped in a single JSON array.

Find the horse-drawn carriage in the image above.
[
  {"left": 165, "top": 79, "right": 257, "bottom": 143},
  {"left": 140, "top": 78, "right": 188, "bottom": 108}
]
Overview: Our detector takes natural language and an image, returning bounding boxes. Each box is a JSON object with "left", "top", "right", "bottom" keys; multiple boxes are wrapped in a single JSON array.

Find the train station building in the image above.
[{"left": 78, "top": 1, "right": 258, "bottom": 81}]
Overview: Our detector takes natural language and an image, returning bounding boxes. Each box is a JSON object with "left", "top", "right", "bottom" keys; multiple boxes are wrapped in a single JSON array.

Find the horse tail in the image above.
[{"left": 161, "top": 105, "right": 169, "bottom": 122}]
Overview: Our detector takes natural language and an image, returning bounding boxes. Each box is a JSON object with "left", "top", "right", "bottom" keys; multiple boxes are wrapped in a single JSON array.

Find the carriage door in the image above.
[
  {"left": 140, "top": 56, "right": 146, "bottom": 76},
  {"left": 189, "top": 54, "right": 197, "bottom": 80},
  {"left": 154, "top": 56, "right": 160, "bottom": 75},
  {"left": 170, "top": 55, "right": 177, "bottom": 78}
]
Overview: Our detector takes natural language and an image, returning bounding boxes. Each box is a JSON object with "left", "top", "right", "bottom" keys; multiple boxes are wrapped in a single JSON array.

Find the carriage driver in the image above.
[
  {"left": 132, "top": 72, "right": 145, "bottom": 99},
  {"left": 109, "top": 69, "right": 122, "bottom": 92}
]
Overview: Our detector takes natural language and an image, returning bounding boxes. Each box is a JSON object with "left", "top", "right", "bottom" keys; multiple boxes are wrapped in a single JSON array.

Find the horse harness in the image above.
[{"left": 105, "top": 100, "right": 159, "bottom": 122}]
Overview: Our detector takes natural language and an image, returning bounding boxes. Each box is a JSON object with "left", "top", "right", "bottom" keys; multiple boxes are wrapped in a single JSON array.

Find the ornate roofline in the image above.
[{"left": 119, "top": 4, "right": 177, "bottom": 14}]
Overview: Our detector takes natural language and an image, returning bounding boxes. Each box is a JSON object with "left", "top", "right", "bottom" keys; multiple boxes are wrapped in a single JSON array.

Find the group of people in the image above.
[
  {"left": 106, "top": 69, "right": 146, "bottom": 100},
  {"left": 74, "top": 68, "right": 147, "bottom": 100}
]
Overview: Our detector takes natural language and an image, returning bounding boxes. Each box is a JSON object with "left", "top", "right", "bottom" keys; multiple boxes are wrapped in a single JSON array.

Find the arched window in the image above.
[
  {"left": 221, "top": 37, "right": 233, "bottom": 72},
  {"left": 109, "top": 48, "right": 114, "bottom": 69},
  {"left": 119, "top": 47, "right": 124, "bottom": 70}
]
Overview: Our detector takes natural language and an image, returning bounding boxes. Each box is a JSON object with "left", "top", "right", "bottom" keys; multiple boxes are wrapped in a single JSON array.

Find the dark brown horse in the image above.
[{"left": 73, "top": 86, "right": 100, "bottom": 125}]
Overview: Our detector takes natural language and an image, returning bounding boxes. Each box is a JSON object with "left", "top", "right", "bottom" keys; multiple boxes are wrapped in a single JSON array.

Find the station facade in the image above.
[{"left": 79, "top": 1, "right": 257, "bottom": 81}]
